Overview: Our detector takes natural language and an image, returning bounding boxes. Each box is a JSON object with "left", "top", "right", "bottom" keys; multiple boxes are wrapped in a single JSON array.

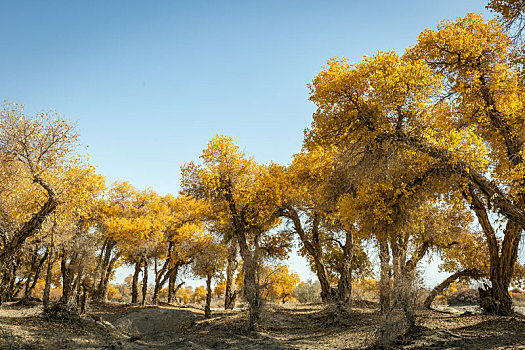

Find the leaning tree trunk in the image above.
[
  {"left": 26, "top": 248, "right": 49, "bottom": 299},
  {"left": 285, "top": 208, "right": 335, "bottom": 302},
  {"left": 131, "top": 261, "right": 141, "bottom": 304},
  {"left": 0, "top": 176, "right": 57, "bottom": 305},
  {"left": 205, "top": 272, "right": 212, "bottom": 318},
  {"left": 424, "top": 269, "right": 484, "bottom": 309}
]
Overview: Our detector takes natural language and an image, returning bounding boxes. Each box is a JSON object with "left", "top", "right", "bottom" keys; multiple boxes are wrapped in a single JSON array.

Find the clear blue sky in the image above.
[{"left": 0, "top": 1, "right": 494, "bottom": 285}]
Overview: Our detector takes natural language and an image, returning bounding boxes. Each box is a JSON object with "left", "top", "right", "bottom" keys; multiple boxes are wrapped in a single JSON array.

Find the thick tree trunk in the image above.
[
  {"left": 224, "top": 240, "right": 238, "bottom": 310},
  {"left": 236, "top": 229, "right": 261, "bottom": 331},
  {"left": 131, "top": 261, "right": 141, "bottom": 304},
  {"left": 316, "top": 258, "right": 335, "bottom": 303},
  {"left": 242, "top": 253, "right": 260, "bottom": 331},
  {"left": 205, "top": 272, "right": 212, "bottom": 318},
  {"left": 468, "top": 188, "right": 522, "bottom": 315},
  {"left": 141, "top": 259, "right": 149, "bottom": 306},
  {"left": 59, "top": 250, "right": 80, "bottom": 314},
  {"left": 337, "top": 229, "right": 353, "bottom": 304},
  {"left": 167, "top": 265, "right": 179, "bottom": 304}
]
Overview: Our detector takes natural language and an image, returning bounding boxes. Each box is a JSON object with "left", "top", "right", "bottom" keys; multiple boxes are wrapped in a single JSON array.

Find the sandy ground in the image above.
[{"left": 1, "top": 301, "right": 525, "bottom": 349}]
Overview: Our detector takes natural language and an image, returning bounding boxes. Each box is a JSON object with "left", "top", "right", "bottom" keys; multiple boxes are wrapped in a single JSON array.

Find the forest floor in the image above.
[{"left": 0, "top": 300, "right": 525, "bottom": 349}]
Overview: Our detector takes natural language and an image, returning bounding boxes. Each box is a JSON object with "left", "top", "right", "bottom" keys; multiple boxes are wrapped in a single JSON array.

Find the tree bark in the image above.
[
  {"left": 284, "top": 208, "right": 335, "bottom": 302},
  {"left": 131, "top": 261, "right": 141, "bottom": 304},
  {"left": 468, "top": 187, "right": 522, "bottom": 315},
  {"left": 337, "top": 229, "right": 353, "bottom": 304},
  {"left": 43, "top": 231, "right": 55, "bottom": 310},
  {"left": 141, "top": 258, "right": 149, "bottom": 306},
  {"left": 167, "top": 264, "right": 179, "bottom": 304},
  {"left": 224, "top": 240, "right": 238, "bottom": 309},
  {"left": 205, "top": 272, "right": 212, "bottom": 318}
]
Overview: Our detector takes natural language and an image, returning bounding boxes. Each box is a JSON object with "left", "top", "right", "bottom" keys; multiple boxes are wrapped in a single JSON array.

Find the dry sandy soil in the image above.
[{"left": 1, "top": 300, "right": 525, "bottom": 349}]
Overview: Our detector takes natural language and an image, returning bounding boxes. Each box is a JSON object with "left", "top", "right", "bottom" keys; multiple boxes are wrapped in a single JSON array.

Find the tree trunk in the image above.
[
  {"left": 284, "top": 208, "right": 335, "bottom": 302},
  {"left": 173, "top": 281, "right": 185, "bottom": 303},
  {"left": 131, "top": 261, "right": 141, "bottom": 304},
  {"left": 26, "top": 248, "right": 49, "bottom": 299},
  {"left": 93, "top": 239, "right": 117, "bottom": 303},
  {"left": 236, "top": 228, "right": 261, "bottom": 331},
  {"left": 224, "top": 240, "right": 238, "bottom": 309},
  {"left": 242, "top": 253, "right": 260, "bottom": 331},
  {"left": 152, "top": 257, "right": 171, "bottom": 305},
  {"left": 79, "top": 282, "right": 88, "bottom": 315},
  {"left": 378, "top": 236, "right": 391, "bottom": 314},
  {"left": 0, "top": 176, "right": 57, "bottom": 304},
  {"left": 337, "top": 229, "right": 353, "bottom": 304},
  {"left": 58, "top": 249, "right": 81, "bottom": 317},
  {"left": 167, "top": 265, "right": 179, "bottom": 304},
  {"left": 205, "top": 272, "right": 212, "bottom": 318},
  {"left": 480, "top": 222, "right": 521, "bottom": 315},
  {"left": 424, "top": 269, "right": 484, "bottom": 309},
  {"left": 23, "top": 246, "right": 39, "bottom": 299},
  {"left": 468, "top": 188, "right": 522, "bottom": 315},
  {"left": 43, "top": 238, "right": 55, "bottom": 309},
  {"left": 141, "top": 258, "right": 149, "bottom": 306}
]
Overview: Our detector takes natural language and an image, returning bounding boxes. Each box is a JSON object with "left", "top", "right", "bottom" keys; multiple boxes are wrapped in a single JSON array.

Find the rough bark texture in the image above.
[
  {"left": 131, "top": 261, "right": 141, "bottom": 304},
  {"left": 468, "top": 187, "right": 522, "bottom": 315},
  {"left": 205, "top": 272, "right": 212, "bottom": 318},
  {"left": 237, "top": 235, "right": 261, "bottom": 331},
  {"left": 224, "top": 240, "right": 238, "bottom": 310},
  {"left": 337, "top": 229, "right": 353, "bottom": 304}
]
